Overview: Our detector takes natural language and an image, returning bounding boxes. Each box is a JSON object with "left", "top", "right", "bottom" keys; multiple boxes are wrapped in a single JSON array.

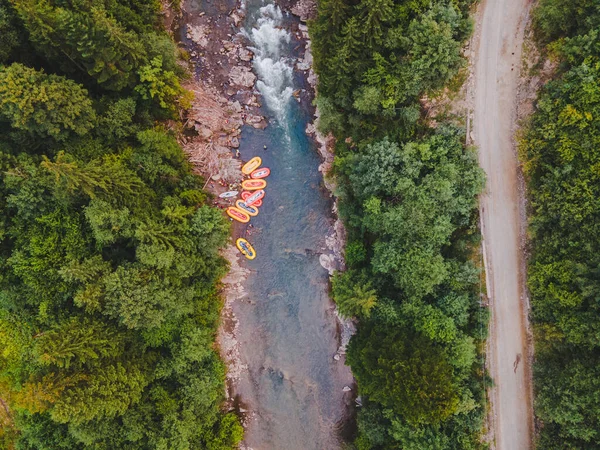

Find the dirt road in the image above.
[{"left": 473, "top": 0, "right": 534, "bottom": 448}]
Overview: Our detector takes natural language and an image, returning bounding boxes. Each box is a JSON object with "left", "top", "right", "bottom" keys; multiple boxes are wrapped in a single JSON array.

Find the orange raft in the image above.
[
  {"left": 236, "top": 199, "right": 259, "bottom": 217},
  {"left": 242, "top": 157, "right": 262, "bottom": 175},
  {"left": 226, "top": 206, "right": 250, "bottom": 223},
  {"left": 242, "top": 191, "right": 262, "bottom": 207},
  {"left": 250, "top": 167, "right": 270, "bottom": 179},
  {"left": 241, "top": 179, "right": 267, "bottom": 190}
]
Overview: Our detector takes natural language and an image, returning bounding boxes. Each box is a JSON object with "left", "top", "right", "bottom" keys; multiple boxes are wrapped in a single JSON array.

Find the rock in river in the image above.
[{"left": 229, "top": 66, "right": 257, "bottom": 88}]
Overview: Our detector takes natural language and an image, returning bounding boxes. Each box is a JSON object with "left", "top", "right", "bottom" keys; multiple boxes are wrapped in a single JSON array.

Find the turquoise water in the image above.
[{"left": 230, "top": 2, "right": 355, "bottom": 448}]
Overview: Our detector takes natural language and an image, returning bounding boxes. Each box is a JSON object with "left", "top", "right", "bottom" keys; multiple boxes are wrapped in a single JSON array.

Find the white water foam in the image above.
[{"left": 245, "top": 4, "right": 294, "bottom": 124}]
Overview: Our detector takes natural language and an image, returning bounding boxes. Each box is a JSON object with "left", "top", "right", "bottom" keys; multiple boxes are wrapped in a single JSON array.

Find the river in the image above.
[{"left": 229, "top": 2, "right": 355, "bottom": 449}]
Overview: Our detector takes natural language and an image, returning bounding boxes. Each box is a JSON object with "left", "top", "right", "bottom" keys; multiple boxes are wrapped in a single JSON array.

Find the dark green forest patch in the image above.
[
  {"left": 522, "top": 1, "right": 600, "bottom": 447},
  {"left": 0, "top": 0, "right": 242, "bottom": 448},
  {"left": 310, "top": 0, "right": 489, "bottom": 447}
]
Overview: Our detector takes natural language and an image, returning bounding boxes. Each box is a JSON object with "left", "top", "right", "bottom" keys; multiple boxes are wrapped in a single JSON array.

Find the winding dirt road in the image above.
[{"left": 473, "top": 0, "right": 534, "bottom": 448}]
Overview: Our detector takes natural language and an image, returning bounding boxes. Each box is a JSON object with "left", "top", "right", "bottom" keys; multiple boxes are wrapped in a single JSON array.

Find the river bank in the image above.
[{"left": 174, "top": 0, "right": 355, "bottom": 448}]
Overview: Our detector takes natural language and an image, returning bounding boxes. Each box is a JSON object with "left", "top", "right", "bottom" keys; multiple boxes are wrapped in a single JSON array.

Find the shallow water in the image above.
[{"left": 231, "top": 2, "right": 354, "bottom": 449}]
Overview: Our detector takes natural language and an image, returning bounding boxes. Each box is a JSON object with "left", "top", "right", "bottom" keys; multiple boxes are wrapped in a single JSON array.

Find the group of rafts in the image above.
[{"left": 218, "top": 156, "right": 268, "bottom": 260}]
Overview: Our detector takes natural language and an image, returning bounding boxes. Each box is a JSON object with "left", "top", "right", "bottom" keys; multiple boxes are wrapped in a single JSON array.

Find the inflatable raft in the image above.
[
  {"left": 236, "top": 238, "right": 256, "bottom": 260},
  {"left": 250, "top": 167, "right": 270, "bottom": 179},
  {"left": 226, "top": 207, "right": 250, "bottom": 223},
  {"left": 236, "top": 199, "right": 259, "bottom": 216},
  {"left": 242, "top": 189, "right": 265, "bottom": 207},
  {"left": 218, "top": 190, "right": 238, "bottom": 198},
  {"left": 242, "top": 179, "right": 267, "bottom": 190},
  {"left": 242, "top": 191, "right": 262, "bottom": 207},
  {"left": 242, "top": 157, "right": 262, "bottom": 175}
]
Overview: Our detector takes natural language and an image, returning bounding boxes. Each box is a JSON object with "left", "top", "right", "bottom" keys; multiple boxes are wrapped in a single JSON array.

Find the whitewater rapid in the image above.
[{"left": 245, "top": 4, "right": 294, "bottom": 125}]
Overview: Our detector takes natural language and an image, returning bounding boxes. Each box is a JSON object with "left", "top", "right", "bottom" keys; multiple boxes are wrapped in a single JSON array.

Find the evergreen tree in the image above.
[{"left": 0, "top": 64, "right": 95, "bottom": 140}]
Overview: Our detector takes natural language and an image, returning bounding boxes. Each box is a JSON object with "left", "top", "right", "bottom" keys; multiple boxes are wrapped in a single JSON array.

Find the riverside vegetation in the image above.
[
  {"left": 522, "top": 0, "right": 600, "bottom": 447},
  {"left": 310, "top": 0, "right": 489, "bottom": 448},
  {"left": 0, "top": 0, "right": 242, "bottom": 448}
]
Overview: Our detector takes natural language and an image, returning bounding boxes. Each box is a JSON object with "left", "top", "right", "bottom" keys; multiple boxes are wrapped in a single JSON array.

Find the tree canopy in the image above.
[
  {"left": 0, "top": 0, "right": 242, "bottom": 448},
  {"left": 522, "top": 3, "right": 600, "bottom": 445},
  {"left": 310, "top": 0, "right": 487, "bottom": 447}
]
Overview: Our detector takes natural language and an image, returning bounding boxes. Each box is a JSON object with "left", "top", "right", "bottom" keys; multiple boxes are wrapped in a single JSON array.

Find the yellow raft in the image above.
[
  {"left": 236, "top": 238, "right": 256, "bottom": 260},
  {"left": 241, "top": 179, "right": 267, "bottom": 190},
  {"left": 242, "top": 157, "right": 262, "bottom": 175},
  {"left": 226, "top": 206, "right": 250, "bottom": 223}
]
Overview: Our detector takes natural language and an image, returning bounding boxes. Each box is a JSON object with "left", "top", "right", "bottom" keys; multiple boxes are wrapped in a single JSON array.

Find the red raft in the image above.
[
  {"left": 250, "top": 167, "right": 270, "bottom": 179},
  {"left": 242, "top": 189, "right": 265, "bottom": 207},
  {"left": 241, "top": 191, "right": 263, "bottom": 207}
]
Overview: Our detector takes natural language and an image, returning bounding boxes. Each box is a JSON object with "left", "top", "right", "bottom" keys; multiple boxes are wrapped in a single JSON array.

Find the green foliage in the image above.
[
  {"left": 0, "top": 64, "right": 96, "bottom": 141},
  {"left": 135, "top": 56, "right": 185, "bottom": 114},
  {"left": 310, "top": 0, "right": 485, "bottom": 446},
  {"left": 523, "top": 6, "right": 600, "bottom": 444},
  {"left": 533, "top": 0, "right": 600, "bottom": 43},
  {"left": 344, "top": 131, "right": 484, "bottom": 298},
  {"left": 348, "top": 324, "right": 459, "bottom": 425},
  {"left": 0, "top": 1, "right": 241, "bottom": 448},
  {"left": 310, "top": 0, "right": 473, "bottom": 138},
  {"left": 0, "top": 2, "right": 21, "bottom": 63},
  {"left": 331, "top": 270, "right": 377, "bottom": 318},
  {"left": 13, "top": 0, "right": 146, "bottom": 90}
]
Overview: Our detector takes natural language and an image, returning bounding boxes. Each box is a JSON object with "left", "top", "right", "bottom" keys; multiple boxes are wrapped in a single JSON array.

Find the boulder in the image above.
[
  {"left": 307, "top": 69, "right": 317, "bottom": 87},
  {"left": 187, "top": 24, "right": 210, "bottom": 48},
  {"left": 230, "top": 11, "right": 243, "bottom": 27},
  {"left": 195, "top": 124, "right": 213, "bottom": 140},
  {"left": 319, "top": 253, "right": 338, "bottom": 275},
  {"left": 291, "top": 0, "right": 317, "bottom": 22},
  {"left": 222, "top": 41, "right": 235, "bottom": 52},
  {"left": 296, "top": 58, "right": 310, "bottom": 71},
  {"left": 229, "top": 100, "right": 243, "bottom": 113},
  {"left": 239, "top": 47, "right": 254, "bottom": 62},
  {"left": 229, "top": 66, "right": 256, "bottom": 88}
]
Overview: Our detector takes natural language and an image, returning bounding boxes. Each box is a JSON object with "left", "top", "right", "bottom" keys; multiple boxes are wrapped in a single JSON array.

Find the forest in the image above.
[
  {"left": 522, "top": 0, "right": 600, "bottom": 447},
  {"left": 310, "top": 0, "right": 489, "bottom": 448},
  {"left": 0, "top": 0, "right": 242, "bottom": 448}
]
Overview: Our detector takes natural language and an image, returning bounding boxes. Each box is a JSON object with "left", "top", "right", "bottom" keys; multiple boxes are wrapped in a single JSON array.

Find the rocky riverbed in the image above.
[{"left": 172, "top": 0, "right": 356, "bottom": 447}]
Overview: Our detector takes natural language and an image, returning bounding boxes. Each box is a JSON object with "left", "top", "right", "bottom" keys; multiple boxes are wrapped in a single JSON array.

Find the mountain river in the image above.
[{"left": 230, "top": 2, "right": 355, "bottom": 448}]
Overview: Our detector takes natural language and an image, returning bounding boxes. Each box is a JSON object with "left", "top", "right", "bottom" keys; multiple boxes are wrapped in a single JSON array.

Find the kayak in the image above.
[
  {"left": 250, "top": 167, "right": 270, "bottom": 179},
  {"left": 236, "top": 199, "right": 259, "bottom": 216},
  {"left": 242, "top": 157, "right": 262, "bottom": 175},
  {"left": 236, "top": 238, "right": 256, "bottom": 260},
  {"left": 242, "top": 179, "right": 267, "bottom": 190},
  {"left": 219, "top": 190, "right": 238, "bottom": 198},
  {"left": 226, "top": 207, "right": 250, "bottom": 223},
  {"left": 242, "top": 189, "right": 265, "bottom": 207},
  {"left": 242, "top": 190, "right": 262, "bottom": 207}
]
